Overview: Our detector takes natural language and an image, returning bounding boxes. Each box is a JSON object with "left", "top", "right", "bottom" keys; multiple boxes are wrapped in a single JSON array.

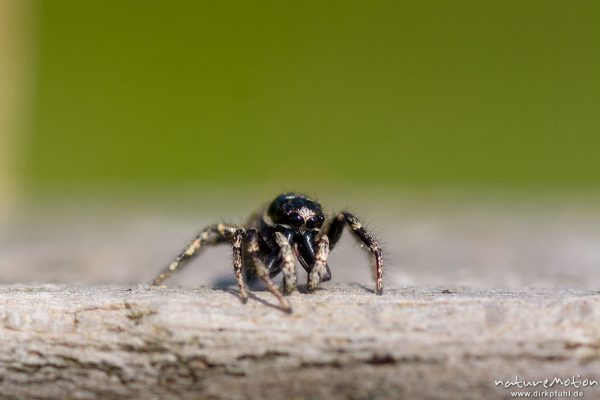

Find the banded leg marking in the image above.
[
  {"left": 308, "top": 235, "right": 330, "bottom": 291},
  {"left": 150, "top": 223, "right": 237, "bottom": 286},
  {"left": 232, "top": 229, "right": 249, "bottom": 302},
  {"left": 327, "top": 212, "right": 383, "bottom": 295},
  {"left": 274, "top": 232, "right": 297, "bottom": 294}
]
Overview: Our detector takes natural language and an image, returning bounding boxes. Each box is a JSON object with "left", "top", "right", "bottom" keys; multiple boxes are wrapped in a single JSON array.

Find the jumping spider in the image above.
[{"left": 150, "top": 193, "right": 383, "bottom": 311}]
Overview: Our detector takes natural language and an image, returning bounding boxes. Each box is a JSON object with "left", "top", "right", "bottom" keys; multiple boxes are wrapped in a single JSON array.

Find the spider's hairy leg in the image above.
[
  {"left": 307, "top": 234, "right": 330, "bottom": 292},
  {"left": 232, "top": 228, "right": 249, "bottom": 303},
  {"left": 150, "top": 223, "right": 238, "bottom": 286},
  {"left": 246, "top": 229, "right": 291, "bottom": 311},
  {"left": 274, "top": 232, "right": 297, "bottom": 294},
  {"left": 326, "top": 212, "right": 384, "bottom": 295}
]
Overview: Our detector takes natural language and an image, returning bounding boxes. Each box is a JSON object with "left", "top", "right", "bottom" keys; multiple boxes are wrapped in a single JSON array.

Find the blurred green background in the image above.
[{"left": 12, "top": 1, "right": 600, "bottom": 197}]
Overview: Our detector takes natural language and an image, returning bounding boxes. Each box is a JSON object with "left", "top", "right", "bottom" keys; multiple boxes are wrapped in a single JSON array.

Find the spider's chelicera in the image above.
[{"left": 150, "top": 193, "right": 383, "bottom": 311}]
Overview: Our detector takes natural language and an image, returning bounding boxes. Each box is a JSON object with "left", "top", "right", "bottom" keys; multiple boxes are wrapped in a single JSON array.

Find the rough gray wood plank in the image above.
[{"left": 1, "top": 284, "right": 600, "bottom": 400}]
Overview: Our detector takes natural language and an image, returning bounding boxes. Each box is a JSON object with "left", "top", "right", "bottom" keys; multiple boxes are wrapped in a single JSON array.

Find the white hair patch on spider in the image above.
[{"left": 297, "top": 206, "right": 316, "bottom": 220}]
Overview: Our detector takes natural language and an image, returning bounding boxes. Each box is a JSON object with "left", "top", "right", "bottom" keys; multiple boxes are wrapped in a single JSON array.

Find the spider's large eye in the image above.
[
  {"left": 289, "top": 213, "right": 304, "bottom": 227},
  {"left": 305, "top": 216, "right": 320, "bottom": 229}
]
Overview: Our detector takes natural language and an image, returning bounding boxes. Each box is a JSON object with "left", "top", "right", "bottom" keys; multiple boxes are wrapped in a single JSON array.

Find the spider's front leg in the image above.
[
  {"left": 232, "top": 229, "right": 250, "bottom": 302},
  {"left": 239, "top": 229, "right": 291, "bottom": 311},
  {"left": 150, "top": 223, "right": 238, "bottom": 286},
  {"left": 326, "top": 212, "right": 384, "bottom": 295}
]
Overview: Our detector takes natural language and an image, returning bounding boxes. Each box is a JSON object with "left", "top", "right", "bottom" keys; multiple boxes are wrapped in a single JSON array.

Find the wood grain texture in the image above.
[{"left": 1, "top": 284, "right": 600, "bottom": 399}]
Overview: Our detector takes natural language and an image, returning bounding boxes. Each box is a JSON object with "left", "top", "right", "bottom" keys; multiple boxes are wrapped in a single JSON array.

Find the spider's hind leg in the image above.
[
  {"left": 150, "top": 223, "right": 238, "bottom": 286},
  {"left": 326, "top": 212, "right": 384, "bottom": 295}
]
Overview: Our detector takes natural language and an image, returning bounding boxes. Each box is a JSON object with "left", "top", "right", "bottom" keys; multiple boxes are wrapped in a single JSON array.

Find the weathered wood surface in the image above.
[
  {"left": 3, "top": 202, "right": 600, "bottom": 398},
  {"left": 1, "top": 284, "right": 600, "bottom": 400}
]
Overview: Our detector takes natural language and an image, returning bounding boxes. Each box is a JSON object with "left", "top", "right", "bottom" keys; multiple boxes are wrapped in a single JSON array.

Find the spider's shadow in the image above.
[
  {"left": 213, "top": 276, "right": 315, "bottom": 293},
  {"left": 219, "top": 288, "right": 292, "bottom": 313},
  {"left": 213, "top": 276, "right": 259, "bottom": 290},
  {"left": 214, "top": 277, "right": 294, "bottom": 313},
  {"left": 356, "top": 283, "right": 376, "bottom": 294}
]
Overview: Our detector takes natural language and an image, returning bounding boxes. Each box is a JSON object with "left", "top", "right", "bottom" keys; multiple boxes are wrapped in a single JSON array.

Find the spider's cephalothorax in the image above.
[{"left": 150, "top": 193, "right": 383, "bottom": 311}]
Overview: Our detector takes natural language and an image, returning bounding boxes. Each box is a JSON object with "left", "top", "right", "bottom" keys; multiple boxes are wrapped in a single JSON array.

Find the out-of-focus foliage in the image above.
[{"left": 27, "top": 1, "right": 600, "bottom": 191}]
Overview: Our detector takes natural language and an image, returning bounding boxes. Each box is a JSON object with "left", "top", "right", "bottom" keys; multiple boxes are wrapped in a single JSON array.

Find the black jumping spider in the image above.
[{"left": 150, "top": 193, "right": 383, "bottom": 311}]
